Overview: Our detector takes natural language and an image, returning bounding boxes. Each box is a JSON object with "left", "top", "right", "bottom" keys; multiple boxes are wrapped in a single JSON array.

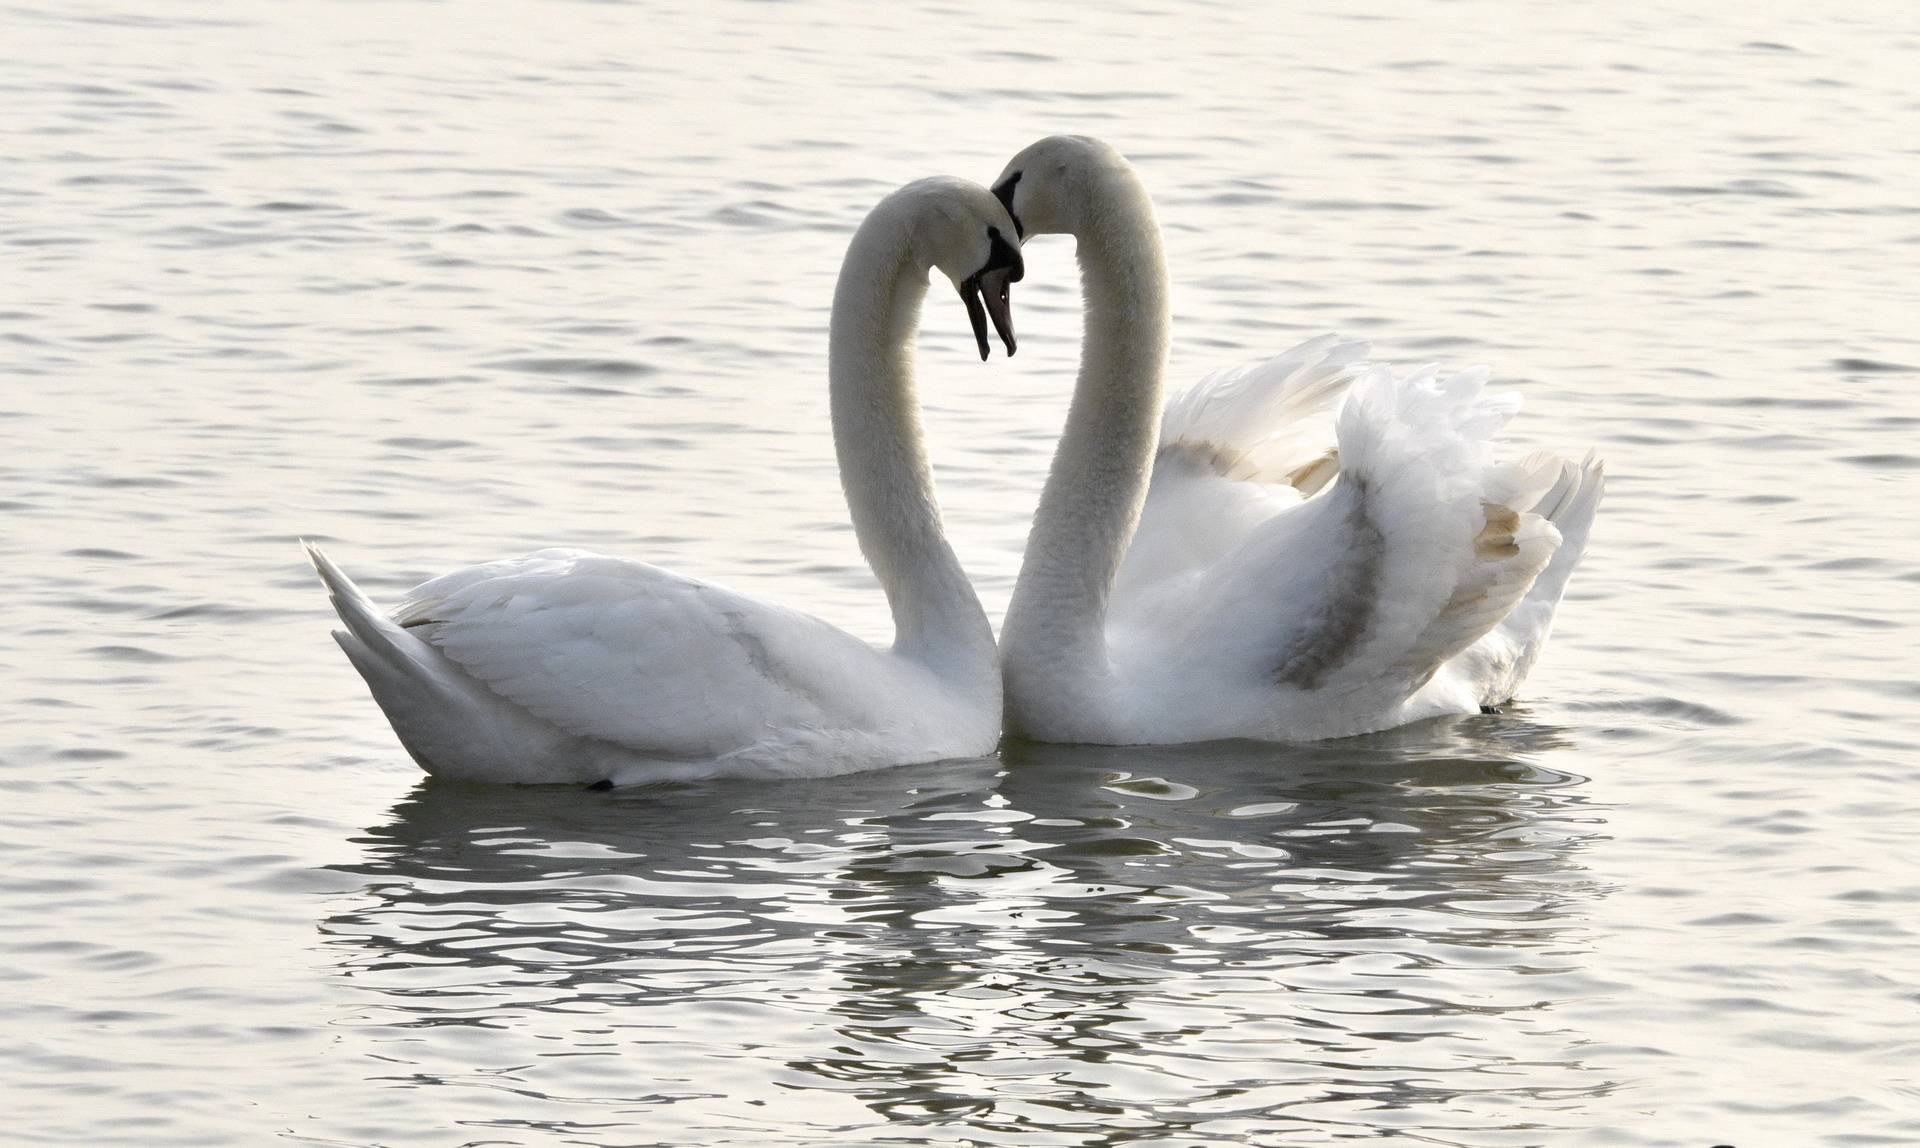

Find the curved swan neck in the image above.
[
  {"left": 1003, "top": 166, "right": 1171, "bottom": 679},
  {"left": 828, "top": 209, "right": 994, "bottom": 677}
]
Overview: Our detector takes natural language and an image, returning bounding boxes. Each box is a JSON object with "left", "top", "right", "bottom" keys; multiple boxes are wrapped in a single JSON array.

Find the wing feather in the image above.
[
  {"left": 1115, "top": 338, "right": 1368, "bottom": 624},
  {"left": 394, "top": 551, "right": 887, "bottom": 758},
  {"left": 1170, "top": 364, "right": 1562, "bottom": 709}
]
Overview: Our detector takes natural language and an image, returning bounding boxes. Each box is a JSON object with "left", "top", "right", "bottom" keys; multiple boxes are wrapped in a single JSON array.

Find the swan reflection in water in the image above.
[{"left": 322, "top": 711, "right": 1613, "bottom": 1145}]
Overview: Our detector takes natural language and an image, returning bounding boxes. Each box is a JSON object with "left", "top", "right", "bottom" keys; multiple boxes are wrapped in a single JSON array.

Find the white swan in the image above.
[
  {"left": 989, "top": 136, "right": 1604, "bottom": 744},
  {"left": 309, "top": 177, "right": 1026, "bottom": 784}
]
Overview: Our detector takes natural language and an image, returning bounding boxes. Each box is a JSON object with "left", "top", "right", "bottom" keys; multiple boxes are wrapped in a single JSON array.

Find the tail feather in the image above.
[
  {"left": 1327, "top": 366, "right": 1561, "bottom": 693},
  {"left": 305, "top": 543, "right": 573, "bottom": 780},
  {"left": 307, "top": 542, "right": 406, "bottom": 662},
  {"left": 1455, "top": 452, "right": 1606, "bottom": 704},
  {"left": 1503, "top": 452, "right": 1605, "bottom": 643}
]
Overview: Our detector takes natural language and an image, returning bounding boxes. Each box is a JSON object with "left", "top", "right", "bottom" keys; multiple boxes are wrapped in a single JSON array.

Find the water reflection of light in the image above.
[{"left": 322, "top": 710, "right": 1612, "bottom": 1143}]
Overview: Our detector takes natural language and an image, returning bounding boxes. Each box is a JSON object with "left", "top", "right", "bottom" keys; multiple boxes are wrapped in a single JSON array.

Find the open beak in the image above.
[{"left": 959, "top": 267, "right": 1018, "bottom": 360}]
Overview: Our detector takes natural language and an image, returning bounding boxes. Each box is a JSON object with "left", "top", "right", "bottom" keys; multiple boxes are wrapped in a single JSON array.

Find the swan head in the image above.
[
  {"left": 990, "top": 135, "right": 1132, "bottom": 241},
  {"left": 890, "top": 176, "right": 1025, "bottom": 359}
]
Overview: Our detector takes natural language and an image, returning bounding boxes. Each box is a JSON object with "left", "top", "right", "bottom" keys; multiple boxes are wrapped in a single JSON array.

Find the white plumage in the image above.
[
  {"left": 994, "top": 136, "right": 1604, "bottom": 745},
  {"left": 310, "top": 547, "right": 993, "bottom": 784},
  {"left": 311, "top": 177, "right": 1023, "bottom": 784},
  {"left": 1134, "top": 343, "right": 1605, "bottom": 732}
]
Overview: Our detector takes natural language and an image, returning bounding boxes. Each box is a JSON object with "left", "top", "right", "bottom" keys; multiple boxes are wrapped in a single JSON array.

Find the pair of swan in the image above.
[{"left": 311, "top": 137, "right": 1603, "bottom": 785}]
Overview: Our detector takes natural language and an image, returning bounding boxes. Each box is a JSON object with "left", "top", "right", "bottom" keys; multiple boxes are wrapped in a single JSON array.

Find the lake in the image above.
[{"left": 2, "top": 2, "right": 1916, "bottom": 1145}]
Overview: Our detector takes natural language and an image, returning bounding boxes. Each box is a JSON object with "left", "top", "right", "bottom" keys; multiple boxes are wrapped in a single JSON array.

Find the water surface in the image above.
[{"left": 3, "top": 2, "right": 1917, "bottom": 1145}]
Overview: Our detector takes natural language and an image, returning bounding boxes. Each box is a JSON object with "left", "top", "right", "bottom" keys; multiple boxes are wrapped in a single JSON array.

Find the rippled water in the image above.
[{"left": 4, "top": 2, "right": 1917, "bottom": 1145}]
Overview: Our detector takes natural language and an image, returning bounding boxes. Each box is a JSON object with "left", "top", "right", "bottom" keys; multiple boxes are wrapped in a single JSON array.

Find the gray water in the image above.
[{"left": 3, "top": 2, "right": 1917, "bottom": 1145}]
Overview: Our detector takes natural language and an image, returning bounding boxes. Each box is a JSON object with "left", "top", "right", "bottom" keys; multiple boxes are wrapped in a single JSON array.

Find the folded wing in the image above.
[{"left": 393, "top": 549, "right": 897, "bottom": 759}]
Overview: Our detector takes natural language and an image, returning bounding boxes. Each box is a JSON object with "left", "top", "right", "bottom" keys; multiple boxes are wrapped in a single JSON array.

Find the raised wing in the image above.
[
  {"left": 1156, "top": 334, "right": 1366, "bottom": 485},
  {"left": 1169, "top": 364, "right": 1564, "bottom": 710},
  {"left": 1114, "top": 338, "right": 1366, "bottom": 626}
]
